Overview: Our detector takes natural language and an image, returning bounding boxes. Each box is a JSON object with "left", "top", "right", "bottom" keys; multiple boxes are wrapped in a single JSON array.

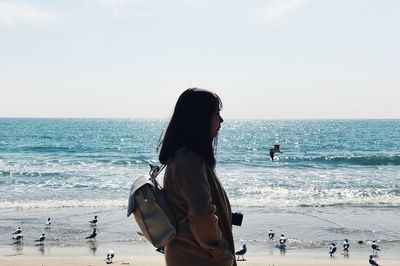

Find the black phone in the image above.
[{"left": 231, "top": 212, "right": 243, "bottom": 226}]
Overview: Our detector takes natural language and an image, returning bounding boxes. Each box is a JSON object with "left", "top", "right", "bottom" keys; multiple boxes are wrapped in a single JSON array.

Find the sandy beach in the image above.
[
  {"left": 1, "top": 206, "right": 399, "bottom": 266},
  {"left": 1, "top": 255, "right": 399, "bottom": 266},
  {"left": 1, "top": 247, "right": 399, "bottom": 266}
]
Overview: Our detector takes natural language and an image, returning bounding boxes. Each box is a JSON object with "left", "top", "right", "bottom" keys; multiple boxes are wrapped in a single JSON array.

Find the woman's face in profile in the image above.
[{"left": 210, "top": 110, "right": 223, "bottom": 138}]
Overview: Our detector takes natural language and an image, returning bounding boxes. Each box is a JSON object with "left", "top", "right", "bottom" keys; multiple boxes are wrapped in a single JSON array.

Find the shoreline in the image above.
[
  {"left": 1, "top": 246, "right": 399, "bottom": 266},
  {"left": 1, "top": 240, "right": 398, "bottom": 257},
  {"left": 1, "top": 206, "right": 399, "bottom": 258},
  {"left": 1, "top": 254, "right": 398, "bottom": 266}
]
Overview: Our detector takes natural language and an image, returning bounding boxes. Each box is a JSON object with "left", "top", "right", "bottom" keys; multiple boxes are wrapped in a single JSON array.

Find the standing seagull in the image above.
[
  {"left": 106, "top": 249, "right": 115, "bottom": 264},
  {"left": 235, "top": 244, "right": 247, "bottom": 261},
  {"left": 156, "top": 247, "right": 165, "bottom": 254},
  {"left": 12, "top": 227, "right": 22, "bottom": 235},
  {"left": 12, "top": 233, "right": 23, "bottom": 243},
  {"left": 45, "top": 217, "right": 52, "bottom": 228},
  {"left": 369, "top": 255, "right": 380, "bottom": 266},
  {"left": 371, "top": 241, "right": 380, "bottom": 255},
  {"left": 34, "top": 233, "right": 46, "bottom": 244},
  {"left": 85, "top": 228, "right": 97, "bottom": 241},
  {"left": 268, "top": 229, "right": 275, "bottom": 240},
  {"left": 269, "top": 145, "right": 281, "bottom": 161},
  {"left": 329, "top": 243, "right": 337, "bottom": 257},
  {"left": 89, "top": 215, "right": 98, "bottom": 226},
  {"left": 279, "top": 234, "right": 286, "bottom": 248},
  {"left": 343, "top": 239, "right": 350, "bottom": 255}
]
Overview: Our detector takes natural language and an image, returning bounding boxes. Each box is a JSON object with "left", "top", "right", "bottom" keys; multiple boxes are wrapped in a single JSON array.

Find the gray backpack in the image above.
[{"left": 127, "top": 165, "right": 177, "bottom": 248}]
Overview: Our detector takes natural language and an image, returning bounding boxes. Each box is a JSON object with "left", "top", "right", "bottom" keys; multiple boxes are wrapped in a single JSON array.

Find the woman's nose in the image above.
[{"left": 219, "top": 115, "right": 224, "bottom": 123}]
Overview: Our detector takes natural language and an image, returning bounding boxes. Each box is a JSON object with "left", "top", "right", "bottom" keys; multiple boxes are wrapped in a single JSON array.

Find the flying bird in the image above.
[
  {"left": 269, "top": 145, "right": 281, "bottom": 161},
  {"left": 235, "top": 244, "right": 247, "bottom": 261}
]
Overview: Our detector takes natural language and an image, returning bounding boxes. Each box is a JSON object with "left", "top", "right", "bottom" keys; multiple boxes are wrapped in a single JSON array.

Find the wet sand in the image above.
[{"left": 1, "top": 255, "right": 399, "bottom": 266}]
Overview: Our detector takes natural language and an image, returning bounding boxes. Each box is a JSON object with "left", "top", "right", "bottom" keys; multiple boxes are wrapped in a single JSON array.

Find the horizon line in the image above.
[{"left": 1, "top": 116, "right": 399, "bottom": 120}]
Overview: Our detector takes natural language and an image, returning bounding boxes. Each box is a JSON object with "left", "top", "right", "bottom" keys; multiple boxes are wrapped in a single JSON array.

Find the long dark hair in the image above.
[{"left": 158, "top": 88, "right": 222, "bottom": 168}]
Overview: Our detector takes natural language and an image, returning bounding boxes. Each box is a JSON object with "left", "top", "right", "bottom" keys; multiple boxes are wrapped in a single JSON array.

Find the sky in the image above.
[{"left": 1, "top": 0, "right": 399, "bottom": 119}]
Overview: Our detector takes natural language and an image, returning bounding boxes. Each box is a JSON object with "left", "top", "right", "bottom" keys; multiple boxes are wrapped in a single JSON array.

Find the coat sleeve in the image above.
[{"left": 171, "top": 150, "right": 228, "bottom": 257}]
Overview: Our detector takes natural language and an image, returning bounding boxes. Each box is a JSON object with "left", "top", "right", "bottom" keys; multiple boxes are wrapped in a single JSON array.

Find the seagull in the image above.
[
  {"left": 106, "top": 249, "right": 115, "bottom": 264},
  {"left": 269, "top": 144, "right": 281, "bottom": 161},
  {"left": 371, "top": 240, "right": 380, "bottom": 255},
  {"left": 85, "top": 228, "right": 97, "bottom": 241},
  {"left": 34, "top": 233, "right": 46, "bottom": 244},
  {"left": 369, "top": 255, "right": 380, "bottom": 266},
  {"left": 45, "top": 217, "right": 51, "bottom": 228},
  {"left": 89, "top": 215, "right": 98, "bottom": 226},
  {"left": 268, "top": 229, "right": 275, "bottom": 240},
  {"left": 343, "top": 239, "right": 350, "bottom": 254},
  {"left": 12, "top": 227, "right": 22, "bottom": 235},
  {"left": 235, "top": 244, "right": 247, "bottom": 261},
  {"left": 329, "top": 243, "right": 337, "bottom": 257},
  {"left": 279, "top": 234, "right": 286, "bottom": 248},
  {"left": 156, "top": 247, "right": 165, "bottom": 254},
  {"left": 12, "top": 233, "right": 23, "bottom": 243}
]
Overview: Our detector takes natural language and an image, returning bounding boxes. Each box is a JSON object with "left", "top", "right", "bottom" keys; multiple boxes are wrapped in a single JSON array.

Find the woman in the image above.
[{"left": 159, "top": 88, "right": 236, "bottom": 266}]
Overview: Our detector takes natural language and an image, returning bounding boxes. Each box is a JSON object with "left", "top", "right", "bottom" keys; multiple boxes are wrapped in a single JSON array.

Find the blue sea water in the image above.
[{"left": 1, "top": 118, "right": 400, "bottom": 256}]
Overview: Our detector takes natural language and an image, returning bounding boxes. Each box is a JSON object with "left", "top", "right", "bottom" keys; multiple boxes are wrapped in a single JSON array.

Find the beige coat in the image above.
[{"left": 163, "top": 149, "right": 236, "bottom": 266}]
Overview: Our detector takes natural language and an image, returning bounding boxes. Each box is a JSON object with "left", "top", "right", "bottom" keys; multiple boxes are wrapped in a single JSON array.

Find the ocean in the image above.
[{"left": 1, "top": 118, "right": 399, "bottom": 257}]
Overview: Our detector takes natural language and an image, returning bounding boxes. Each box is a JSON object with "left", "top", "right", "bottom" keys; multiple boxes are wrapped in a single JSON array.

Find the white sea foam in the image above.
[{"left": 0, "top": 198, "right": 127, "bottom": 209}]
